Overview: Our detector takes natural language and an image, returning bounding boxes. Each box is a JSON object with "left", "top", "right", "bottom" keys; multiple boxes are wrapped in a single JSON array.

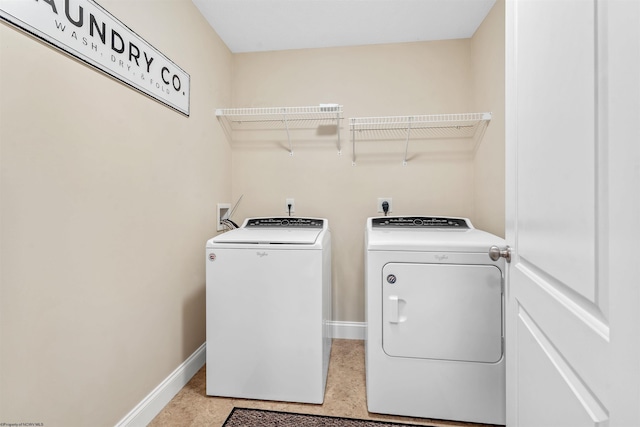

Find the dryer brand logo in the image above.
[
  {"left": 435, "top": 254, "right": 449, "bottom": 261},
  {"left": 208, "top": 253, "right": 216, "bottom": 262},
  {"left": 256, "top": 252, "right": 268, "bottom": 258}
]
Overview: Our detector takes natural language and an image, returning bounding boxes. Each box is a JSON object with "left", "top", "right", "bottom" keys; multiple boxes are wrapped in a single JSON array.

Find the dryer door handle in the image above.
[{"left": 388, "top": 295, "right": 399, "bottom": 323}]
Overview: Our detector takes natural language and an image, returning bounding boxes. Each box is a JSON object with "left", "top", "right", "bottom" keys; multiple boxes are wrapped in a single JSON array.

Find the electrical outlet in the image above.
[
  {"left": 217, "top": 203, "right": 231, "bottom": 231},
  {"left": 286, "top": 198, "right": 295, "bottom": 215},
  {"left": 377, "top": 198, "right": 393, "bottom": 214}
]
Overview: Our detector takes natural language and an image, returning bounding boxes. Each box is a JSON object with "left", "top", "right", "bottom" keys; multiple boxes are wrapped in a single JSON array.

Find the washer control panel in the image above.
[
  {"left": 246, "top": 217, "right": 324, "bottom": 228},
  {"left": 372, "top": 216, "right": 470, "bottom": 228}
]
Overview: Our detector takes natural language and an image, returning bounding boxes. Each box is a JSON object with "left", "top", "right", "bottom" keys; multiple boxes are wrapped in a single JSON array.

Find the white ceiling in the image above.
[{"left": 191, "top": 0, "right": 497, "bottom": 53}]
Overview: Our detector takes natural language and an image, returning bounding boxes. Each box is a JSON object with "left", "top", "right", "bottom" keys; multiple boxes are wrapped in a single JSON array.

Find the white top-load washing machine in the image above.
[
  {"left": 206, "top": 217, "right": 331, "bottom": 404},
  {"left": 365, "top": 216, "right": 505, "bottom": 425}
]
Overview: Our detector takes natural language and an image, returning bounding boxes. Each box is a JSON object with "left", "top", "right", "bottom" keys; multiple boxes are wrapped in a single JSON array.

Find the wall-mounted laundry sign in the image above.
[{"left": 0, "top": 0, "right": 190, "bottom": 116}]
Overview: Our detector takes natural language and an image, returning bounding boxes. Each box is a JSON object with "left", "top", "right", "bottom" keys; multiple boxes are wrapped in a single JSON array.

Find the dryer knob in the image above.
[{"left": 386, "top": 274, "right": 397, "bottom": 284}]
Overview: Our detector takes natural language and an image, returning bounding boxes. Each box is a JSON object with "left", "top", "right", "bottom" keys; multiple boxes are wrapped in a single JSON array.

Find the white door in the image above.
[{"left": 505, "top": 0, "right": 640, "bottom": 426}]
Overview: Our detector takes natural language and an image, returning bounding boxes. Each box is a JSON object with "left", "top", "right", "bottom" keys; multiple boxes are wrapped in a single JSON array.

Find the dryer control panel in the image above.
[
  {"left": 372, "top": 216, "right": 470, "bottom": 228},
  {"left": 246, "top": 217, "right": 325, "bottom": 228}
]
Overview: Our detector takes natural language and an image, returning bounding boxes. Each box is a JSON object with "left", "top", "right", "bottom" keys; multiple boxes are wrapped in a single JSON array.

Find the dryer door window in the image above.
[{"left": 382, "top": 263, "right": 503, "bottom": 363}]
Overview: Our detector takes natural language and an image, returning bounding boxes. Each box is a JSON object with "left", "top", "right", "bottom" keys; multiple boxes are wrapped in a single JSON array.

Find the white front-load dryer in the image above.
[
  {"left": 206, "top": 217, "right": 332, "bottom": 404},
  {"left": 365, "top": 216, "right": 505, "bottom": 425}
]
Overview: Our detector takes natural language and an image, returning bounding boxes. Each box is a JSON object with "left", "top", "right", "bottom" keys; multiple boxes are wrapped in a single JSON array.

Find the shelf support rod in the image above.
[
  {"left": 283, "top": 111, "right": 292, "bottom": 155},
  {"left": 337, "top": 111, "right": 342, "bottom": 155},
  {"left": 403, "top": 116, "right": 413, "bottom": 165},
  {"left": 351, "top": 122, "right": 356, "bottom": 166}
]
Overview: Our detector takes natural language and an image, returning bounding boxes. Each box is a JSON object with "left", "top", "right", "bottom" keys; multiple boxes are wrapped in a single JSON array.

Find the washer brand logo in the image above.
[
  {"left": 435, "top": 254, "right": 449, "bottom": 261},
  {"left": 256, "top": 252, "right": 268, "bottom": 258},
  {"left": 208, "top": 253, "right": 216, "bottom": 262}
]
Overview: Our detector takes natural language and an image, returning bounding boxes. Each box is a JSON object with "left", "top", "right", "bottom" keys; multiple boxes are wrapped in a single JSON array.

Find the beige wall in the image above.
[
  {"left": 229, "top": 7, "right": 505, "bottom": 322},
  {"left": 472, "top": 0, "right": 506, "bottom": 238},
  {"left": 0, "top": 1, "right": 505, "bottom": 424},
  {"left": 0, "top": 0, "right": 231, "bottom": 425}
]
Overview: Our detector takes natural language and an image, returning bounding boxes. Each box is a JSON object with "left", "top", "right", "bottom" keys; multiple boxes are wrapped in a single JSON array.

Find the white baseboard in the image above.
[
  {"left": 329, "top": 320, "right": 366, "bottom": 340},
  {"left": 115, "top": 342, "right": 206, "bottom": 427},
  {"left": 115, "top": 321, "right": 364, "bottom": 426}
]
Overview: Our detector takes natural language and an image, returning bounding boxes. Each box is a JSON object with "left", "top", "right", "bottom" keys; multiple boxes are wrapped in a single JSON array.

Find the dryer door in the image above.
[{"left": 382, "top": 263, "right": 503, "bottom": 363}]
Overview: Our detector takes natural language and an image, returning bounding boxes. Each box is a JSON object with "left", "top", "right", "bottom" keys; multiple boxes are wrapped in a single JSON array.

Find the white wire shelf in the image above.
[
  {"left": 349, "top": 112, "right": 491, "bottom": 165},
  {"left": 216, "top": 105, "right": 344, "bottom": 155}
]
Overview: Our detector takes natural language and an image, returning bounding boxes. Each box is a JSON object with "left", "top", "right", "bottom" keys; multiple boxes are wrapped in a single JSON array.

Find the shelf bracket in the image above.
[
  {"left": 282, "top": 111, "right": 293, "bottom": 156},
  {"left": 472, "top": 118, "right": 490, "bottom": 155},
  {"left": 351, "top": 123, "right": 356, "bottom": 166},
  {"left": 337, "top": 110, "right": 342, "bottom": 155},
  {"left": 403, "top": 116, "right": 413, "bottom": 165}
]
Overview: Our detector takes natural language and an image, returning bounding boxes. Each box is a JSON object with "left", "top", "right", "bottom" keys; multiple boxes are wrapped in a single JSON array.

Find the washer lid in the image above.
[
  {"left": 211, "top": 227, "right": 323, "bottom": 245},
  {"left": 211, "top": 217, "right": 327, "bottom": 245}
]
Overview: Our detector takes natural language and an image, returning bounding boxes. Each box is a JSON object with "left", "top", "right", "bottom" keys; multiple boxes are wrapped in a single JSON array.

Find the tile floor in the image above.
[{"left": 148, "top": 339, "right": 500, "bottom": 427}]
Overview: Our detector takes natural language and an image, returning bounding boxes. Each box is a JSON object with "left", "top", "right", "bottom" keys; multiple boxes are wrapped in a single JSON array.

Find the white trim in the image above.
[
  {"left": 329, "top": 321, "right": 366, "bottom": 340},
  {"left": 114, "top": 322, "right": 364, "bottom": 427},
  {"left": 115, "top": 343, "right": 206, "bottom": 427}
]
